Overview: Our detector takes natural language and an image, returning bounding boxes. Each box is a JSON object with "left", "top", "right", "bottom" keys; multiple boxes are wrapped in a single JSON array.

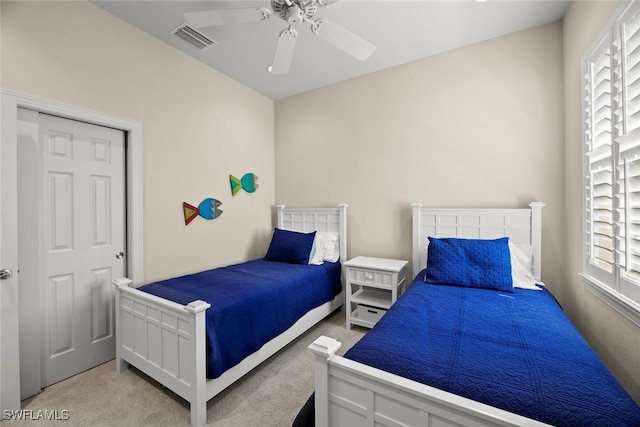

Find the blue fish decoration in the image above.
[
  {"left": 230, "top": 173, "right": 259, "bottom": 196},
  {"left": 183, "top": 198, "right": 223, "bottom": 225}
]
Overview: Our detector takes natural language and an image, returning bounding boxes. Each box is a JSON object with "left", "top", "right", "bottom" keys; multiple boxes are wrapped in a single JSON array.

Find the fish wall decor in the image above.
[
  {"left": 230, "top": 173, "right": 259, "bottom": 196},
  {"left": 183, "top": 198, "right": 223, "bottom": 225}
]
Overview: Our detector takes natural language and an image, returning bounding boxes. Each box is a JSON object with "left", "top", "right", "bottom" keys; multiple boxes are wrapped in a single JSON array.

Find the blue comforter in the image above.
[
  {"left": 344, "top": 272, "right": 640, "bottom": 427},
  {"left": 140, "top": 259, "right": 341, "bottom": 379}
]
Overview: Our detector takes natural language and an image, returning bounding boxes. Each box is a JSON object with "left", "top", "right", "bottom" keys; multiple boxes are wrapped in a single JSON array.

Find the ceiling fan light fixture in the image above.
[{"left": 286, "top": 5, "right": 305, "bottom": 25}]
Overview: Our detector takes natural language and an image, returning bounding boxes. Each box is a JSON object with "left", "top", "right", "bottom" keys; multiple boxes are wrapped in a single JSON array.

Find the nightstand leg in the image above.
[{"left": 346, "top": 282, "right": 352, "bottom": 329}]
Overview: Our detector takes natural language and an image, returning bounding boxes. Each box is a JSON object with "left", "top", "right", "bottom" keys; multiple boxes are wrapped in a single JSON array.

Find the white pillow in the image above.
[
  {"left": 509, "top": 242, "right": 544, "bottom": 290},
  {"left": 310, "top": 232, "right": 340, "bottom": 265}
]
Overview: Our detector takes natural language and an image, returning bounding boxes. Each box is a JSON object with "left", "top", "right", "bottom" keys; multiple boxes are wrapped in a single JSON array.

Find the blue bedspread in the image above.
[
  {"left": 344, "top": 272, "right": 640, "bottom": 426},
  {"left": 140, "top": 259, "right": 341, "bottom": 379}
]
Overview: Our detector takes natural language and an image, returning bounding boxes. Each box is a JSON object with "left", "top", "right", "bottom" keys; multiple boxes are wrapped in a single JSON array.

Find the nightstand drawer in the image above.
[
  {"left": 347, "top": 267, "right": 403, "bottom": 289},
  {"left": 353, "top": 304, "right": 387, "bottom": 324}
]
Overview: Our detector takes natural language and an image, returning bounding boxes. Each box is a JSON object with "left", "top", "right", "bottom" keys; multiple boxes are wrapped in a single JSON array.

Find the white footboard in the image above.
[
  {"left": 309, "top": 336, "right": 552, "bottom": 427},
  {"left": 113, "top": 278, "right": 344, "bottom": 427},
  {"left": 113, "top": 278, "right": 210, "bottom": 427}
]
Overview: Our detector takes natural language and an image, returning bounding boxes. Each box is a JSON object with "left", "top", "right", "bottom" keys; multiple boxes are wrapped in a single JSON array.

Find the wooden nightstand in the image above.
[{"left": 343, "top": 256, "right": 408, "bottom": 329}]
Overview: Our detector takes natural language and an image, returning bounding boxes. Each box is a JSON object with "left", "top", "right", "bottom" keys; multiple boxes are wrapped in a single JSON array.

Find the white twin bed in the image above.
[
  {"left": 306, "top": 202, "right": 548, "bottom": 427},
  {"left": 112, "top": 204, "right": 347, "bottom": 427},
  {"left": 304, "top": 202, "right": 640, "bottom": 427}
]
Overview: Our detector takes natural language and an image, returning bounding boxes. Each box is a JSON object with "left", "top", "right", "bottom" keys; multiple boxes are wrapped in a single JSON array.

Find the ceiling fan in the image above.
[{"left": 183, "top": 0, "right": 376, "bottom": 74}]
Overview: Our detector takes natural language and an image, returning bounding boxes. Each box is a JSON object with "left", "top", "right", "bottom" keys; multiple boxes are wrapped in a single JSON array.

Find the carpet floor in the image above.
[{"left": 4, "top": 310, "right": 366, "bottom": 427}]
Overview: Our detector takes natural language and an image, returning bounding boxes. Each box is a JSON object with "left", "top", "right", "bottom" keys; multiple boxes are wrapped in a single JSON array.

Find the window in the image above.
[{"left": 583, "top": 0, "right": 640, "bottom": 325}]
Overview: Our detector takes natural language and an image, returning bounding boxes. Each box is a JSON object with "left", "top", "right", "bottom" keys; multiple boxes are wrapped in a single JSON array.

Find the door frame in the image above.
[{"left": 0, "top": 89, "right": 143, "bottom": 413}]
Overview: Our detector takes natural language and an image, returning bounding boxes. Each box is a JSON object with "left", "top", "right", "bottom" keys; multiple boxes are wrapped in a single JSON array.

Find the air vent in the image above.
[{"left": 171, "top": 24, "right": 217, "bottom": 50}]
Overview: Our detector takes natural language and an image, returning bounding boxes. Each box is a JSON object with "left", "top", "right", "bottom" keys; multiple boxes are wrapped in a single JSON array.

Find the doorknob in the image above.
[
  {"left": 115, "top": 252, "right": 125, "bottom": 259},
  {"left": 0, "top": 269, "right": 12, "bottom": 280}
]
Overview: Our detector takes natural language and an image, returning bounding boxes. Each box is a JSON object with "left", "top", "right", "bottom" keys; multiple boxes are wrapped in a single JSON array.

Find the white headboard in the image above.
[
  {"left": 276, "top": 204, "right": 348, "bottom": 263},
  {"left": 412, "top": 202, "right": 544, "bottom": 280}
]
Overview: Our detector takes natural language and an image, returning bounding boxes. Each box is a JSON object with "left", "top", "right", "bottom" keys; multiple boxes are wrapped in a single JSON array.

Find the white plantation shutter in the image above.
[
  {"left": 622, "top": 9, "right": 640, "bottom": 134},
  {"left": 591, "top": 167, "right": 614, "bottom": 271},
  {"left": 585, "top": 39, "right": 615, "bottom": 283},
  {"left": 616, "top": 148, "right": 640, "bottom": 302},
  {"left": 618, "top": 4, "right": 640, "bottom": 304},
  {"left": 583, "top": 0, "right": 640, "bottom": 310},
  {"left": 617, "top": 138, "right": 640, "bottom": 302}
]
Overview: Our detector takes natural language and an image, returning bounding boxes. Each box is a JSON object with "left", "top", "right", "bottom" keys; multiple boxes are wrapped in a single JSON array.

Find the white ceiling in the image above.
[{"left": 92, "top": 0, "right": 570, "bottom": 100}]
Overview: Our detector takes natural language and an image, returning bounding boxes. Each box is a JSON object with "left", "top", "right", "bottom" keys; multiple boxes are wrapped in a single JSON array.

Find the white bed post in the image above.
[
  {"left": 308, "top": 336, "right": 342, "bottom": 427},
  {"left": 185, "top": 300, "right": 210, "bottom": 427},
  {"left": 338, "top": 204, "right": 348, "bottom": 262},
  {"left": 112, "top": 278, "right": 133, "bottom": 373},
  {"left": 276, "top": 204, "right": 286, "bottom": 228},
  {"left": 529, "top": 202, "right": 545, "bottom": 281},
  {"left": 411, "top": 203, "right": 423, "bottom": 278}
]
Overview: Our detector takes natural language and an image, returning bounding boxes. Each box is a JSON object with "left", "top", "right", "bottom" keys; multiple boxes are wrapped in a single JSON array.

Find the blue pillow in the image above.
[
  {"left": 265, "top": 228, "right": 316, "bottom": 264},
  {"left": 424, "top": 237, "right": 513, "bottom": 292}
]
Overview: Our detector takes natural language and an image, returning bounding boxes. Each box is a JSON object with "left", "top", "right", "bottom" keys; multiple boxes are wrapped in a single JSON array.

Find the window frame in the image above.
[{"left": 582, "top": 0, "right": 640, "bottom": 327}]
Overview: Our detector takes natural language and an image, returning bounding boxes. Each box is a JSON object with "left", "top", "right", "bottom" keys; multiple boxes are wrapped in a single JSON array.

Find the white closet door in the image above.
[{"left": 39, "top": 113, "right": 125, "bottom": 387}]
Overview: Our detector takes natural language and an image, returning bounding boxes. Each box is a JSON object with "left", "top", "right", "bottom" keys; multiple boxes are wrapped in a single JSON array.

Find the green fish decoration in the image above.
[{"left": 230, "top": 173, "right": 259, "bottom": 196}]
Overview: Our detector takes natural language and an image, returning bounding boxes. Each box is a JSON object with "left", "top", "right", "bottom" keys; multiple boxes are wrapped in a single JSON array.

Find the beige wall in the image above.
[
  {"left": 1, "top": 1, "right": 275, "bottom": 283},
  {"left": 563, "top": 0, "right": 640, "bottom": 401},
  {"left": 275, "top": 22, "right": 565, "bottom": 292}
]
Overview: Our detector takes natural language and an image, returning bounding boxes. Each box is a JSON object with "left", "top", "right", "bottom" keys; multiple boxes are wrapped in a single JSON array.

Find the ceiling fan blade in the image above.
[
  {"left": 311, "top": 19, "right": 375, "bottom": 61},
  {"left": 270, "top": 28, "right": 298, "bottom": 75},
  {"left": 184, "top": 8, "right": 271, "bottom": 28}
]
